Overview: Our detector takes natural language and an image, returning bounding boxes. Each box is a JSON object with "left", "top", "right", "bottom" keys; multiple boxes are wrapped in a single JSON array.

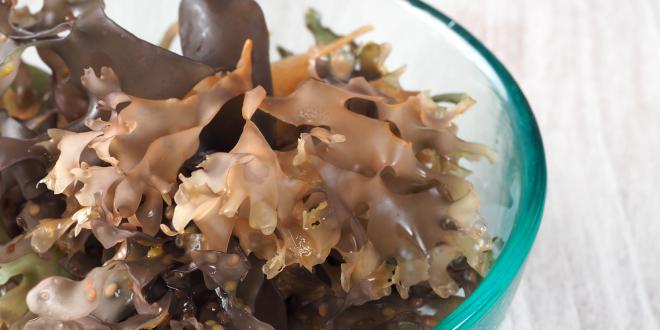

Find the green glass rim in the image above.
[{"left": 400, "top": 0, "right": 547, "bottom": 328}]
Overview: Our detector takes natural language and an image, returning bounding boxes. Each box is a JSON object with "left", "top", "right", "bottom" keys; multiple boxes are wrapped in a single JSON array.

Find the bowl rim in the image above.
[{"left": 401, "top": 1, "right": 547, "bottom": 328}]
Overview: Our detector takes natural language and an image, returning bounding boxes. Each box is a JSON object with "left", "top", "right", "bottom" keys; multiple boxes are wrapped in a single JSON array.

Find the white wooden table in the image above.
[
  {"left": 17, "top": 0, "right": 659, "bottom": 328},
  {"left": 430, "top": 0, "right": 660, "bottom": 328}
]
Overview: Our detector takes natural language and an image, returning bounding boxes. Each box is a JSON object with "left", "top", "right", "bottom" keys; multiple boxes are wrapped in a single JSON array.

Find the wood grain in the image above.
[{"left": 428, "top": 0, "right": 660, "bottom": 328}]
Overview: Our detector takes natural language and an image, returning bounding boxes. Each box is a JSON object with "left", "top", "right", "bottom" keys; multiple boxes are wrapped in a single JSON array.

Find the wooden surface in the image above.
[
  {"left": 16, "top": 0, "right": 659, "bottom": 328},
  {"left": 429, "top": 0, "right": 660, "bottom": 328}
]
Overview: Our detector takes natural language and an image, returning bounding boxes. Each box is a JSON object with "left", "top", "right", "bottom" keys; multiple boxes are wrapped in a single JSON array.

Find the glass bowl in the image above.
[
  {"left": 23, "top": 0, "right": 546, "bottom": 328},
  {"left": 256, "top": 1, "right": 547, "bottom": 328}
]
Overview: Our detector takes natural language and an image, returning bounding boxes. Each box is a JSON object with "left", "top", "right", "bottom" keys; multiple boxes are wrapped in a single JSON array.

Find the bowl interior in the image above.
[
  {"left": 259, "top": 1, "right": 546, "bottom": 327},
  {"left": 257, "top": 0, "right": 521, "bottom": 251}
]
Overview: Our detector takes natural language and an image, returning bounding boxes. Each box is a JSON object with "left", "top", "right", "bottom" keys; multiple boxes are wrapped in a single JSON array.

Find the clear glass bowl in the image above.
[
  {"left": 28, "top": 0, "right": 546, "bottom": 328},
  {"left": 256, "top": 1, "right": 547, "bottom": 328}
]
